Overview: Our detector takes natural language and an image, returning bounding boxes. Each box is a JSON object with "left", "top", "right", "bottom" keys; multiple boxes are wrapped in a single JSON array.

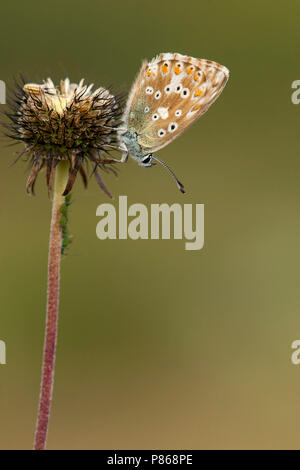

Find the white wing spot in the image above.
[
  {"left": 164, "top": 84, "right": 171, "bottom": 94},
  {"left": 155, "top": 90, "right": 162, "bottom": 99},
  {"left": 152, "top": 113, "right": 159, "bottom": 121},
  {"left": 181, "top": 88, "right": 190, "bottom": 98},
  {"left": 144, "top": 106, "right": 150, "bottom": 113},
  {"left": 168, "top": 122, "right": 178, "bottom": 133},
  {"left": 157, "top": 107, "right": 169, "bottom": 119},
  {"left": 146, "top": 86, "right": 154, "bottom": 94},
  {"left": 175, "top": 109, "right": 182, "bottom": 117},
  {"left": 158, "top": 129, "right": 166, "bottom": 137},
  {"left": 175, "top": 84, "right": 182, "bottom": 94}
]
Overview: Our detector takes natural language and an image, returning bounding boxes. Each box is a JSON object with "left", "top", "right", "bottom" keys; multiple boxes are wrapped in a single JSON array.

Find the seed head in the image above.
[{"left": 3, "top": 77, "right": 124, "bottom": 196}]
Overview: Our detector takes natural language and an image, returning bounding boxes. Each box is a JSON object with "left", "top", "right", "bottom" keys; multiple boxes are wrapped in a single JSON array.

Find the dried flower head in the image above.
[{"left": 4, "top": 77, "right": 124, "bottom": 196}]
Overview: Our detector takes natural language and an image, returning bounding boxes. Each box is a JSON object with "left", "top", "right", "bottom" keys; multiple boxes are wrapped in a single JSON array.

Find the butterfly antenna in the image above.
[{"left": 152, "top": 155, "right": 185, "bottom": 194}]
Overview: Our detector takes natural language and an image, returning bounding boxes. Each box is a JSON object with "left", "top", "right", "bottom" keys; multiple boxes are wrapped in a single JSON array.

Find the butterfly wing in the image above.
[{"left": 123, "top": 53, "right": 229, "bottom": 153}]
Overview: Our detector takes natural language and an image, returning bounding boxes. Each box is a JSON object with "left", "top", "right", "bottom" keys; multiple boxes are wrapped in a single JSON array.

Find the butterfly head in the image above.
[
  {"left": 121, "top": 130, "right": 153, "bottom": 166},
  {"left": 120, "top": 131, "right": 185, "bottom": 193}
]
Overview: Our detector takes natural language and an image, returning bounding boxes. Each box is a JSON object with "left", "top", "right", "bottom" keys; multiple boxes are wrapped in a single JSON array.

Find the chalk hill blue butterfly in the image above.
[{"left": 117, "top": 52, "right": 229, "bottom": 192}]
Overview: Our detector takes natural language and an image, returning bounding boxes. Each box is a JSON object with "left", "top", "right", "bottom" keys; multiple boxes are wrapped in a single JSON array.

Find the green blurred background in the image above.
[{"left": 1, "top": 0, "right": 300, "bottom": 450}]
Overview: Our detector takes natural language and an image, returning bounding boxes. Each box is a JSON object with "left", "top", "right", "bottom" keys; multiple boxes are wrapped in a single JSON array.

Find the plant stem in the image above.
[{"left": 34, "top": 161, "right": 69, "bottom": 450}]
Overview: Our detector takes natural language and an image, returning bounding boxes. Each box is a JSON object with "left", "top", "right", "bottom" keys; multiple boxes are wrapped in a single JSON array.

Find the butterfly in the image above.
[{"left": 116, "top": 52, "right": 229, "bottom": 193}]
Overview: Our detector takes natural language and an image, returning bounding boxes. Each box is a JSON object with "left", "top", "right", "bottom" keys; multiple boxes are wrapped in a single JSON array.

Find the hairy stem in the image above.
[{"left": 34, "top": 161, "right": 69, "bottom": 450}]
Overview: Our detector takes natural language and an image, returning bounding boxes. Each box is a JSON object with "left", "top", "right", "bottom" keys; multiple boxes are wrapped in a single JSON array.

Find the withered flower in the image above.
[
  {"left": 4, "top": 78, "right": 124, "bottom": 197},
  {"left": 1, "top": 76, "right": 125, "bottom": 450}
]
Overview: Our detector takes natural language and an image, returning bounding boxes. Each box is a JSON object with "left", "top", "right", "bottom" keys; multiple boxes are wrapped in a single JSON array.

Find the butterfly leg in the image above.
[
  {"left": 118, "top": 150, "right": 129, "bottom": 163},
  {"left": 98, "top": 147, "right": 128, "bottom": 165}
]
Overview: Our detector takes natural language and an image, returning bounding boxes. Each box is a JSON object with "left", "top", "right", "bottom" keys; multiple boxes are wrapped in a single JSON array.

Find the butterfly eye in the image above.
[
  {"left": 158, "top": 129, "right": 166, "bottom": 137},
  {"left": 164, "top": 85, "right": 171, "bottom": 94},
  {"left": 144, "top": 106, "right": 150, "bottom": 113},
  {"left": 141, "top": 154, "right": 153, "bottom": 165},
  {"left": 175, "top": 84, "right": 182, "bottom": 94},
  {"left": 146, "top": 86, "right": 154, "bottom": 94},
  {"left": 155, "top": 91, "right": 162, "bottom": 99},
  {"left": 175, "top": 109, "right": 182, "bottom": 117},
  {"left": 152, "top": 114, "right": 159, "bottom": 121},
  {"left": 168, "top": 122, "right": 178, "bottom": 133},
  {"left": 181, "top": 88, "right": 190, "bottom": 98}
]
